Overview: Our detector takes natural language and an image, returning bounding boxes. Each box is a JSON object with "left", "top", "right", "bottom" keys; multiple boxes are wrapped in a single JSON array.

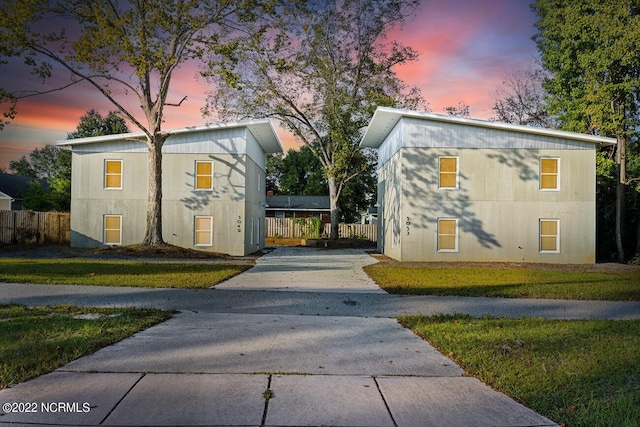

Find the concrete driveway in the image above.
[
  {"left": 0, "top": 247, "right": 562, "bottom": 426},
  {"left": 216, "top": 246, "right": 386, "bottom": 292}
]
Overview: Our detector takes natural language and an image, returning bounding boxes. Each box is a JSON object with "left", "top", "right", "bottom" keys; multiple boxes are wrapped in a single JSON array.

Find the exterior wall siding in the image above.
[
  {"left": 69, "top": 127, "right": 270, "bottom": 256},
  {"left": 376, "top": 118, "right": 598, "bottom": 264},
  {"left": 377, "top": 149, "right": 403, "bottom": 261},
  {"left": 70, "top": 151, "right": 148, "bottom": 248}
]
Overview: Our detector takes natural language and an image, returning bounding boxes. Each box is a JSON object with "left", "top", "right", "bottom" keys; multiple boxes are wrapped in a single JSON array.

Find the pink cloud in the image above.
[{"left": 0, "top": 0, "right": 540, "bottom": 168}]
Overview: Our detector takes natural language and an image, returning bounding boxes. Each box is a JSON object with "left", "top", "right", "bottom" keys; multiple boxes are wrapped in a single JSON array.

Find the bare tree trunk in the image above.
[
  {"left": 615, "top": 134, "right": 626, "bottom": 262},
  {"left": 142, "top": 138, "right": 165, "bottom": 246},
  {"left": 328, "top": 177, "right": 339, "bottom": 240}
]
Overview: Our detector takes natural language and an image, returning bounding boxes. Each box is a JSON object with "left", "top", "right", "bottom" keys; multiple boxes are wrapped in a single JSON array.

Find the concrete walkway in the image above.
[{"left": 3, "top": 246, "right": 636, "bottom": 426}]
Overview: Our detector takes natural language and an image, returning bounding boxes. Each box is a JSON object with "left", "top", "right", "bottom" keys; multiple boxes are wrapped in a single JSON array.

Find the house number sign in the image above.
[
  {"left": 237, "top": 216, "right": 242, "bottom": 233},
  {"left": 406, "top": 217, "right": 411, "bottom": 236}
]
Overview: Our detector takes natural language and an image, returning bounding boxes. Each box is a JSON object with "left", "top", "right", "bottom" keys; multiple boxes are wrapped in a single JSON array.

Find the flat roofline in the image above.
[
  {"left": 57, "top": 119, "right": 283, "bottom": 153},
  {"left": 360, "top": 107, "right": 618, "bottom": 148}
]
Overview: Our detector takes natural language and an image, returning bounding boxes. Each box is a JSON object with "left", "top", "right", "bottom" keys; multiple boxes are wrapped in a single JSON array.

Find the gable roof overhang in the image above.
[
  {"left": 57, "top": 119, "right": 283, "bottom": 154},
  {"left": 360, "top": 107, "right": 617, "bottom": 149}
]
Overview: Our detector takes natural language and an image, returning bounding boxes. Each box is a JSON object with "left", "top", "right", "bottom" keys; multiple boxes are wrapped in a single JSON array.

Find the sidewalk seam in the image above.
[
  {"left": 260, "top": 374, "right": 272, "bottom": 427},
  {"left": 373, "top": 376, "right": 398, "bottom": 427},
  {"left": 98, "top": 372, "right": 146, "bottom": 425}
]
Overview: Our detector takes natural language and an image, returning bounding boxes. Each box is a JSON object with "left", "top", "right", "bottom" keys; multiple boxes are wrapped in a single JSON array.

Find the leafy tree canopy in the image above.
[
  {"left": 205, "top": 0, "right": 424, "bottom": 238},
  {"left": 266, "top": 144, "right": 377, "bottom": 222},
  {"left": 9, "top": 110, "right": 132, "bottom": 211},
  {"left": 531, "top": 0, "right": 640, "bottom": 261},
  {"left": 0, "top": 0, "right": 276, "bottom": 244},
  {"left": 67, "top": 109, "right": 129, "bottom": 139}
]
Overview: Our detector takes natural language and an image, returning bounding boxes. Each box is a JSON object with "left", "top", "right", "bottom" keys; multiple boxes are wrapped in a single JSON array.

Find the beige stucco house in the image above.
[
  {"left": 360, "top": 107, "right": 616, "bottom": 264},
  {"left": 59, "top": 120, "right": 283, "bottom": 256}
]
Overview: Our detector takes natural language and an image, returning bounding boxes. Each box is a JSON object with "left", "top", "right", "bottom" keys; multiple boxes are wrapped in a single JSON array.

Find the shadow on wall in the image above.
[
  {"left": 400, "top": 126, "right": 540, "bottom": 250},
  {"left": 403, "top": 149, "right": 501, "bottom": 249},
  {"left": 181, "top": 153, "right": 246, "bottom": 211}
]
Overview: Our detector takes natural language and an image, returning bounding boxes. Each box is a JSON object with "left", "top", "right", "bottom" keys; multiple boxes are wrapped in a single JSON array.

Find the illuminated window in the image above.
[
  {"left": 105, "top": 160, "right": 123, "bottom": 189},
  {"left": 195, "top": 161, "right": 213, "bottom": 190},
  {"left": 437, "top": 218, "right": 458, "bottom": 252},
  {"left": 439, "top": 156, "right": 458, "bottom": 189},
  {"left": 540, "top": 158, "right": 559, "bottom": 190},
  {"left": 104, "top": 215, "right": 122, "bottom": 245},
  {"left": 194, "top": 216, "right": 213, "bottom": 246},
  {"left": 539, "top": 219, "right": 560, "bottom": 253}
]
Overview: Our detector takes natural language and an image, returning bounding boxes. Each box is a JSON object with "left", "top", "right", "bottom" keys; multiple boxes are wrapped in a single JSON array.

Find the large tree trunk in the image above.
[
  {"left": 615, "top": 134, "right": 626, "bottom": 262},
  {"left": 142, "top": 137, "right": 166, "bottom": 246},
  {"left": 328, "top": 176, "right": 339, "bottom": 240}
]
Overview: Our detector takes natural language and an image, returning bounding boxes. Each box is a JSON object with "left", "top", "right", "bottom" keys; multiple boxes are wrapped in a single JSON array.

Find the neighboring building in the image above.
[
  {"left": 361, "top": 206, "right": 377, "bottom": 225},
  {"left": 59, "top": 120, "right": 282, "bottom": 256},
  {"left": 360, "top": 107, "right": 616, "bottom": 264},
  {"left": 265, "top": 194, "right": 331, "bottom": 224},
  {"left": 0, "top": 173, "right": 45, "bottom": 210}
]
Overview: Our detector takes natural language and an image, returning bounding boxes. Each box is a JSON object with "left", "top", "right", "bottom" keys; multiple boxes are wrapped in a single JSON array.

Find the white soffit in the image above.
[{"left": 360, "top": 107, "right": 617, "bottom": 148}]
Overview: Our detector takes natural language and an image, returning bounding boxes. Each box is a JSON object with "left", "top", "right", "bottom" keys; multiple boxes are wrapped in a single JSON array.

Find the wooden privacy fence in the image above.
[
  {"left": 265, "top": 217, "right": 376, "bottom": 241},
  {"left": 0, "top": 211, "right": 70, "bottom": 244},
  {"left": 324, "top": 223, "right": 377, "bottom": 242}
]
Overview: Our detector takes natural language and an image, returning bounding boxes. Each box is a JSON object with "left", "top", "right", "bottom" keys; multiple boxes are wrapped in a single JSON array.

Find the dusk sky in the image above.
[{"left": 0, "top": 0, "right": 539, "bottom": 170}]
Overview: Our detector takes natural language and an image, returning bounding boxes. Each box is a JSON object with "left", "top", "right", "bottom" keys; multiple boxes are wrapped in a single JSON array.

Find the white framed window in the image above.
[
  {"left": 194, "top": 216, "right": 213, "bottom": 246},
  {"left": 195, "top": 161, "right": 213, "bottom": 191},
  {"left": 540, "top": 157, "right": 560, "bottom": 191},
  {"left": 104, "top": 160, "right": 123, "bottom": 189},
  {"left": 437, "top": 218, "right": 458, "bottom": 252},
  {"left": 539, "top": 219, "right": 560, "bottom": 253},
  {"left": 104, "top": 215, "right": 122, "bottom": 245},
  {"left": 438, "top": 156, "right": 459, "bottom": 189}
]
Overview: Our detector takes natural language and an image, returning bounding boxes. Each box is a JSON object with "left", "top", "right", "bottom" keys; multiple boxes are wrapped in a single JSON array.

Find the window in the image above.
[
  {"left": 104, "top": 160, "right": 123, "bottom": 189},
  {"left": 195, "top": 161, "right": 213, "bottom": 190},
  {"left": 540, "top": 158, "right": 559, "bottom": 190},
  {"left": 438, "top": 156, "right": 458, "bottom": 189},
  {"left": 437, "top": 218, "right": 458, "bottom": 252},
  {"left": 275, "top": 211, "right": 285, "bottom": 219},
  {"left": 539, "top": 219, "right": 560, "bottom": 253},
  {"left": 104, "top": 215, "right": 122, "bottom": 245},
  {"left": 194, "top": 216, "right": 213, "bottom": 246}
]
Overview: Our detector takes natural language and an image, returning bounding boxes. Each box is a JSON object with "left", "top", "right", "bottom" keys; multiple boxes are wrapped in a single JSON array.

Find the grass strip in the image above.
[
  {"left": 0, "top": 259, "right": 251, "bottom": 288},
  {"left": 365, "top": 265, "right": 640, "bottom": 300},
  {"left": 0, "top": 304, "right": 173, "bottom": 389},
  {"left": 400, "top": 314, "right": 640, "bottom": 427}
]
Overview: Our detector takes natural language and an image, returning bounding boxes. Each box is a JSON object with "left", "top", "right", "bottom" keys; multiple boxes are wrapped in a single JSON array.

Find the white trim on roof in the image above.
[
  {"left": 360, "top": 107, "right": 617, "bottom": 149},
  {"left": 57, "top": 119, "right": 283, "bottom": 154}
]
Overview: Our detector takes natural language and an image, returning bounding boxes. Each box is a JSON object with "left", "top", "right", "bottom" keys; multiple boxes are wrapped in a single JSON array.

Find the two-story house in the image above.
[
  {"left": 59, "top": 120, "right": 283, "bottom": 256},
  {"left": 360, "top": 107, "right": 616, "bottom": 264}
]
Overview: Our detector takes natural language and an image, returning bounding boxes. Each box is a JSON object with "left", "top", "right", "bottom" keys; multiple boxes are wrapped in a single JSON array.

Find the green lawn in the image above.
[
  {"left": 0, "top": 259, "right": 251, "bottom": 288},
  {"left": 0, "top": 304, "right": 172, "bottom": 389},
  {"left": 365, "top": 265, "right": 640, "bottom": 300},
  {"left": 401, "top": 314, "right": 640, "bottom": 427}
]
